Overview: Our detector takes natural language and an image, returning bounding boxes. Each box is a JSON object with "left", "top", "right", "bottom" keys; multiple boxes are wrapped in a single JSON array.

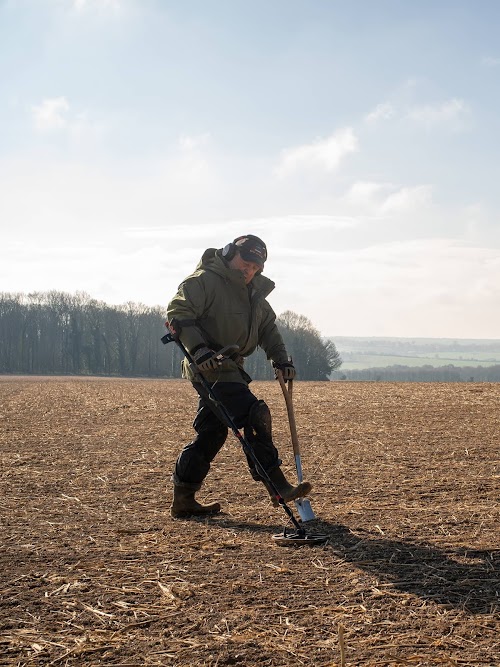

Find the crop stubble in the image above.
[{"left": 0, "top": 377, "right": 499, "bottom": 666}]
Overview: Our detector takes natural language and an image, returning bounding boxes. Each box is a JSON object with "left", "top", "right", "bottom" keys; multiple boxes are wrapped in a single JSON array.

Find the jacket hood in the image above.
[{"left": 197, "top": 247, "right": 276, "bottom": 298}]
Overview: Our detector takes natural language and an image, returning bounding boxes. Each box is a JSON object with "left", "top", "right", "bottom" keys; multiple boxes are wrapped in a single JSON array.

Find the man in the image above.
[{"left": 166, "top": 234, "right": 312, "bottom": 518}]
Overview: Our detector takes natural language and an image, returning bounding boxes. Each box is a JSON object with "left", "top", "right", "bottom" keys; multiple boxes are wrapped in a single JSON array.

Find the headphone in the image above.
[{"left": 222, "top": 235, "right": 267, "bottom": 263}]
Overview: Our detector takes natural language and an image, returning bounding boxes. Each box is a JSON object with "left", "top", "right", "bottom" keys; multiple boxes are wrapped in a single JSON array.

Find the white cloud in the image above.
[
  {"left": 337, "top": 181, "right": 434, "bottom": 220},
  {"left": 123, "top": 215, "right": 359, "bottom": 245},
  {"left": 364, "top": 102, "right": 395, "bottom": 124},
  {"left": 341, "top": 181, "right": 391, "bottom": 209},
  {"left": 407, "top": 98, "right": 469, "bottom": 130},
  {"left": 365, "top": 89, "right": 471, "bottom": 133},
  {"left": 31, "top": 97, "right": 105, "bottom": 145},
  {"left": 379, "top": 185, "right": 433, "bottom": 215},
  {"left": 0, "top": 241, "right": 180, "bottom": 308},
  {"left": 179, "top": 133, "right": 211, "bottom": 151},
  {"left": 269, "top": 239, "right": 500, "bottom": 338},
  {"left": 230, "top": 214, "right": 358, "bottom": 232},
  {"left": 73, "top": 0, "right": 121, "bottom": 12},
  {"left": 274, "top": 127, "right": 359, "bottom": 178},
  {"left": 0, "top": 144, "right": 223, "bottom": 242},
  {"left": 31, "top": 96, "right": 110, "bottom": 152},
  {"left": 67, "top": 111, "right": 106, "bottom": 146},
  {"left": 32, "top": 97, "right": 69, "bottom": 131},
  {"left": 481, "top": 56, "right": 500, "bottom": 67},
  {"left": 2, "top": 172, "right": 499, "bottom": 336}
]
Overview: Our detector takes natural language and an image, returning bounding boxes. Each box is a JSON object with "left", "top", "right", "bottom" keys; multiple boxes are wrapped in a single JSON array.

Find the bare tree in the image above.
[{"left": 0, "top": 295, "right": 340, "bottom": 380}]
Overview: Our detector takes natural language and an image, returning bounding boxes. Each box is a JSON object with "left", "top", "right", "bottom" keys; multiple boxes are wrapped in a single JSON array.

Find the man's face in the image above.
[{"left": 228, "top": 252, "right": 262, "bottom": 284}]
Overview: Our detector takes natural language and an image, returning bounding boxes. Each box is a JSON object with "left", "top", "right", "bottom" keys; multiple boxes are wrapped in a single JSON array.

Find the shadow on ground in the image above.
[{"left": 201, "top": 515, "right": 499, "bottom": 615}]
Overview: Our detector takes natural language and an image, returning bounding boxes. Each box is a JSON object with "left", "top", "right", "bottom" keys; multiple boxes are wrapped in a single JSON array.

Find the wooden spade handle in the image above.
[{"left": 277, "top": 373, "right": 301, "bottom": 458}]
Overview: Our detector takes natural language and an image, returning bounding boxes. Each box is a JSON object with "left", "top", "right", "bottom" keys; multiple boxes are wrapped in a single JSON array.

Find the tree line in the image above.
[
  {"left": 0, "top": 292, "right": 341, "bottom": 381},
  {"left": 337, "top": 364, "right": 500, "bottom": 382}
]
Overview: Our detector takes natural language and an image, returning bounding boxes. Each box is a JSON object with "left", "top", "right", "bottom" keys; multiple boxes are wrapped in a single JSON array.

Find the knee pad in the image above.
[{"left": 245, "top": 400, "right": 272, "bottom": 443}]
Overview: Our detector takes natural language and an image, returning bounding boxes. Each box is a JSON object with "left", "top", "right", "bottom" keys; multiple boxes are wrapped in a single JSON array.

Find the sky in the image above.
[{"left": 1, "top": 0, "right": 500, "bottom": 339}]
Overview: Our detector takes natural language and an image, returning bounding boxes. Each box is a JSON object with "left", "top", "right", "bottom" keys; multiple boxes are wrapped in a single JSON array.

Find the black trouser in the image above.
[{"left": 173, "top": 381, "right": 281, "bottom": 489}]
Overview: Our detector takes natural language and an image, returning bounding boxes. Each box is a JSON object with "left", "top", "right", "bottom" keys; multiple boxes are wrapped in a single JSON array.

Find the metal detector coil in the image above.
[{"left": 273, "top": 528, "right": 329, "bottom": 547}]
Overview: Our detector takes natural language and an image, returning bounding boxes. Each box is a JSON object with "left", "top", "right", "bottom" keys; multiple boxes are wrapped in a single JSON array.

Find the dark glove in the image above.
[
  {"left": 273, "top": 361, "right": 296, "bottom": 381},
  {"left": 193, "top": 346, "right": 220, "bottom": 372}
]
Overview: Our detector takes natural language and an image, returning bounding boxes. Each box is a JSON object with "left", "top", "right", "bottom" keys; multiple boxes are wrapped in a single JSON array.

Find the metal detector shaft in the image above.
[{"left": 161, "top": 328, "right": 305, "bottom": 535}]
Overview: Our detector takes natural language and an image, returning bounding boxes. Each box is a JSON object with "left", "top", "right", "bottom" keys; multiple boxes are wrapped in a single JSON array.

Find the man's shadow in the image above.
[{"left": 206, "top": 516, "right": 499, "bottom": 615}]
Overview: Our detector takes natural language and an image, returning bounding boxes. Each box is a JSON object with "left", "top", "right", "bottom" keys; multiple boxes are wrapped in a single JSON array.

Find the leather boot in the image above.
[
  {"left": 263, "top": 468, "right": 312, "bottom": 506},
  {"left": 170, "top": 485, "right": 221, "bottom": 518}
]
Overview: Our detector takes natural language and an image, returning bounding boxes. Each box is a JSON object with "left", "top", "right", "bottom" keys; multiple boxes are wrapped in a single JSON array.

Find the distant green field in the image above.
[
  {"left": 331, "top": 337, "right": 500, "bottom": 372},
  {"left": 340, "top": 353, "right": 500, "bottom": 371},
  {"left": 415, "top": 351, "right": 500, "bottom": 361}
]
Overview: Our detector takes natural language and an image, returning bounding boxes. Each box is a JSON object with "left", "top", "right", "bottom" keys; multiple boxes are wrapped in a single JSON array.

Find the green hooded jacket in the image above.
[{"left": 166, "top": 248, "right": 289, "bottom": 383}]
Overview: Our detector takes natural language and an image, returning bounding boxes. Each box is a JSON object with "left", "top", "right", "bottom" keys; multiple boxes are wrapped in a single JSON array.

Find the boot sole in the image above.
[{"left": 170, "top": 504, "right": 222, "bottom": 519}]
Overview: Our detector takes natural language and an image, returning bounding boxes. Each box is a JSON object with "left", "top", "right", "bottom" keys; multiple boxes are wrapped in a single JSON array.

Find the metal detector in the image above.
[{"left": 161, "top": 324, "right": 328, "bottom": 547}]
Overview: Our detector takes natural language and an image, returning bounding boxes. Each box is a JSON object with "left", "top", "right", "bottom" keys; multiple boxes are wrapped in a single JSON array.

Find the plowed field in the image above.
[{"left": 1, "top": 377, "right": 499, "bottom": 666}]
